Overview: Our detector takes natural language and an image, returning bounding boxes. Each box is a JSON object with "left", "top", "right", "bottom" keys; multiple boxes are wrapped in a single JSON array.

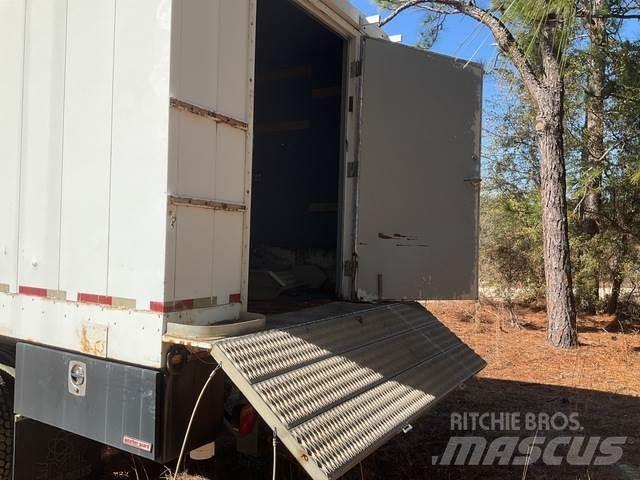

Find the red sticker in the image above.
[{"left": 123, "top": 436, "right": 152, "bottom": 452}]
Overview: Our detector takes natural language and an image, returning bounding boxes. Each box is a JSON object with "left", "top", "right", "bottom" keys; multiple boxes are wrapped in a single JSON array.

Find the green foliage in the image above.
[
  {"left": 485, "top": 75, "right": 539, "bottom": 192},
  {"left": 480, "top": 190, "right": 545, "bottom": 301},
  {"left": 571, "top": 233, "right": 604, "bottom": 311},
  {"left": 492, "top": 0, "right": 578, "bottom": 63},
  {"left": 609, "top": 41, "right": 640, "bottom": 184},
  {"left": 482, "top": 39, "right": 640, "bottom": 311},
  {"left": 574, "top": 40, "right": 640, "bottom": 311},
  {"left": 480, "top": 74, "right": 544, "bottom": 302}
]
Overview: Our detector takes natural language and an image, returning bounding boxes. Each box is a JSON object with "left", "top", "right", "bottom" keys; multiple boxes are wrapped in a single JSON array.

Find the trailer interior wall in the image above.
[{"left": 248, "top": 0, "right": 345, "bottom": 306}]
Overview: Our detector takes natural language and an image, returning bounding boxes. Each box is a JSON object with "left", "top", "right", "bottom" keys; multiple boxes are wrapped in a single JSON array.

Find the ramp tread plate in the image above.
[{"left": 211, "top": 303, "right": 485, "bottom": 480}]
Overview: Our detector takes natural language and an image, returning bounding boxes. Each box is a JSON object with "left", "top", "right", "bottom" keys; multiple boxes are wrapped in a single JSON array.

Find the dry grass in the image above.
[
  {"left": 428, "top": 299, "right": 640, "bottom": 396},
  {"left": 359, "top": 300, "right": 640, "bottom": 480}
]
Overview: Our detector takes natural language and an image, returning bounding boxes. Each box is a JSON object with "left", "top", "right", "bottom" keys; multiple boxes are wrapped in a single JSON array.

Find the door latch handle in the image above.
[{"left": 464, "top": 177, "right": 482, "bottom": 185}]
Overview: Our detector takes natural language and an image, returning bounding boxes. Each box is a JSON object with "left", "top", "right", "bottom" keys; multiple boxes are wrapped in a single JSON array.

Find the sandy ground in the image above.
[{"left": 104, "top": 300, "right": 640, "bottom": 480}]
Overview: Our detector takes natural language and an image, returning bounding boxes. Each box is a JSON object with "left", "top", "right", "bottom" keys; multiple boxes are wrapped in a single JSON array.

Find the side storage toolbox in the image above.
[{"left": 14, "top": 343, "right": 222, "bottom": 462}]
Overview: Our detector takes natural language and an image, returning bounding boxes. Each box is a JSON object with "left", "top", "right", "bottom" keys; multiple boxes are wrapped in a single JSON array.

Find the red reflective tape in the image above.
[
  {"left": 19, "top": 286, "right": 47, "bottom": 297},
  {"left": 150, "top": 301, "right": 168, "bottom": 313},
  {"left": 229, "top": 293, "right": 241, "bottom": 304},
  {"left": 77, "top": 293, "right": 113, "bottom": 306}
]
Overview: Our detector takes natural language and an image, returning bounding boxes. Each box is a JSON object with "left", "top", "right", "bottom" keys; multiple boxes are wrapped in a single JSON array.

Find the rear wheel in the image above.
[{"left": 0, "top": 372, "right": 13, "bottom": 480}]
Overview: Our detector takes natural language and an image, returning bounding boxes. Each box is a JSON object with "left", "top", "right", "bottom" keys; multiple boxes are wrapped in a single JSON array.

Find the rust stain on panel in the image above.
[
  {"left": 79, "top": 324, "right": 108, "bottom": 357},
  {"left": 169, "top": 195, "right": 246, "bottom": 212},
  {"left": 170, "top": 97, "right": 248, "bottom": 130}
]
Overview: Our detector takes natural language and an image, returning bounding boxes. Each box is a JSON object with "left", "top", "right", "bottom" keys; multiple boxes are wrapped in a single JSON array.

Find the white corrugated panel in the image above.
[
  {"left": 174, "top": 206, "right": 215, "bottom": 301},
  {"left": 212, "top": 211, "right": 244, "bottom": 303},
  {"left": 18, "top": 0, "right": 67, "bottom": 289},
  {"left": 59, "top": 0, "right": 116, "bottom": 298},
  {"left": 0, "top": 0, "right": 25, "bottom": 292},
  {"left": 167, "top": 0, "right": 252, "bottom": 306},
  {"left": 215, "top": 124, "right": 246, "bottom": 204},
  {"left": 171, "top": 0, "right": 221, "bottom": 110},
  {"left": 218, "top": 0, "right": 251, "bottom": 122},
  {"left": 0, "top": 0, "right": 173, "bottom": 368},
  {"left": 109, "top": 0, "right": 172, "bottom": 305},
  {"left": 171, "top": 0, "right": 250, "bottom": 121},
  {"left": 173, "top": 110, "right": 218, "bottom": 200},
  {"left": 171, "top": 207, "right": 244, "bottom": 305}
]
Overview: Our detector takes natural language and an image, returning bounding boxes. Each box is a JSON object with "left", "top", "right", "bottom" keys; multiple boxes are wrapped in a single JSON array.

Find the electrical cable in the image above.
[
  {"left": 172, "top": 363, "right": 222, "bottom": 480},
  {"left": 272, "top": 428, "right": 278, "bottom": 480}
]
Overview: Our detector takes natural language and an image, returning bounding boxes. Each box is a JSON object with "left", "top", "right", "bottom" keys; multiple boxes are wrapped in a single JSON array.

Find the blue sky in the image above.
[
  {"left": 348, "top": 0, "right": 640, "bottom": 110},
  {"left": 349, "top": 0, "right": 497, "bottom": 64},
  {"left": 349, "top": 0, "right": 501, "bottom": 118},
  {"left": 349, "top": 0, "right": 640, "bottom": 67}
]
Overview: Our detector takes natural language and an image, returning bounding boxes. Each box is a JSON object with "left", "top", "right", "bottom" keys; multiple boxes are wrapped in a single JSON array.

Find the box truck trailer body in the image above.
[{"left": 0, "top": 0, "right": 485, "bottom": 478}]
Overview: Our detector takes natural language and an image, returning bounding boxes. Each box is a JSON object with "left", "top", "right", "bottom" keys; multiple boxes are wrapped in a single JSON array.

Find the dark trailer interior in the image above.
[{"left": 248, "top": 0, "right": 345, "bottom": 312}]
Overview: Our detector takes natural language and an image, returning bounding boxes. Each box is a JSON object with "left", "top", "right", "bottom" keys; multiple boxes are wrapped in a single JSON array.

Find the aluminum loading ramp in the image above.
[{"left": 211, "top": 303, "right": 486, "bottom": 480}]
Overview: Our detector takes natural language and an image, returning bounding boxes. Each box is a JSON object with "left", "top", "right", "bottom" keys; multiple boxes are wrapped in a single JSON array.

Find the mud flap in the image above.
[{"left": 211, "top": 302, "right": 486, "bottom": 480}]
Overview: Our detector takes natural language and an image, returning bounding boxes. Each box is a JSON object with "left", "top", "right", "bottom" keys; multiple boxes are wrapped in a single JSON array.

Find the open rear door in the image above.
[{"left": 355, "top": 38, "right": 482, "bottom": 301}]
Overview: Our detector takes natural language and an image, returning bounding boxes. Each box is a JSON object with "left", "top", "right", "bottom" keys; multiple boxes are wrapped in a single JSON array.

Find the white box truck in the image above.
[{"left": 0, "top": 0, "right": 485, "bottom": 478}]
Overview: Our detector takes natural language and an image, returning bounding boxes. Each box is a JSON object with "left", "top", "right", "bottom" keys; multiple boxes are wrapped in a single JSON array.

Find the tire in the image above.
[{"left": 0, "top": 371, "right": 13, "bottom": 480}]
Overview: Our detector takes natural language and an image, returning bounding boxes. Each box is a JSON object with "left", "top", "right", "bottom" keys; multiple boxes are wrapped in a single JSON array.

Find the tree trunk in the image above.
[
  {"left": 606, "top": 269, "right": 623, "bottom": 315},
  {"left": 583, "top": 52, "right": 605, "bottom": 236},
  {"left": 579, "top": 0, "right": 608, "bottom": 313},
  {"left": 584, "top": 0, "right": 607, "bottom": 220},
  {"left": 534, "top": 38, "right": 578, "bottom": 348},
  {"left": 606, "top": 237, "right": 627, "bottom": 314}
]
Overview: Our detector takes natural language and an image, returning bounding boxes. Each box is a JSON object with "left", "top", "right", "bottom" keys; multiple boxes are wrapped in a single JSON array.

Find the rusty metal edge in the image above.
[
  {"left": 170, "top": 97, "right": 249, "bottom": 131},
  {"left": 169, "top": 195, "right": 246, "bottom": 213}
]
